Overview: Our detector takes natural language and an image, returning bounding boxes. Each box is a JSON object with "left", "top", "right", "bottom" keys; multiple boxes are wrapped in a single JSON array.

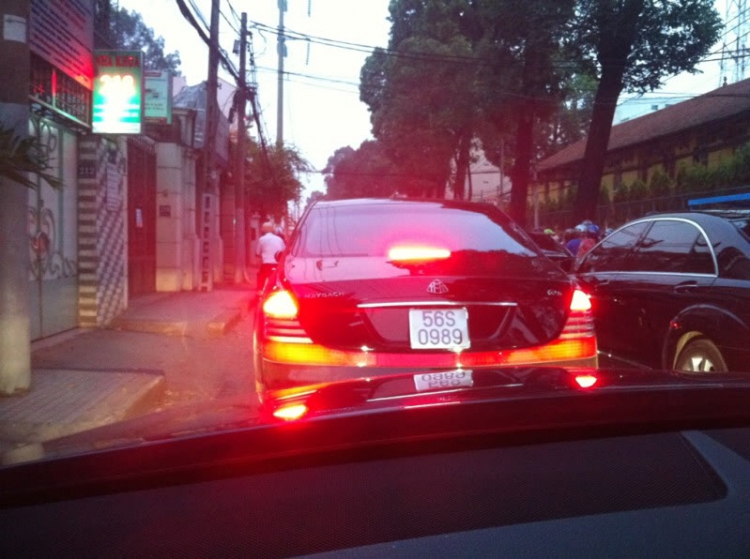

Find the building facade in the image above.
[{"left": 535, "top": 78, "right": 750, "bottom": 224}]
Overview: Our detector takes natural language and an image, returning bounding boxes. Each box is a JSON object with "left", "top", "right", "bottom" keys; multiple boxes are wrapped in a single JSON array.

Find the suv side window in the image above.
[
  {"left": 628, "top": 220, "right": 714, "bottom": 274},
  {"left": 576, "top": 221, "right": 649, "bottom": 274}
]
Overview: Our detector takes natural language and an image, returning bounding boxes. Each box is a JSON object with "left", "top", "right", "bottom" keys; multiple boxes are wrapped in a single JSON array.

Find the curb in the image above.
[
  {"left": 207, "top": 309, "right": 242, "bottom": 336},
  {"left": 0, "top": 369, "right": 166, "bottom": 448},
  {"left": 110, "top": 318, "right": 189, "bottom": 336},
  {"left": 207, "top": 294, "right": 257, "bottom": 336}
]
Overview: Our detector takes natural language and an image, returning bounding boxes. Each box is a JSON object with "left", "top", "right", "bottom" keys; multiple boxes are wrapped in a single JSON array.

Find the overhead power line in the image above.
[{"left": 174, "top": 0, "right": 240, "bottom": 82}]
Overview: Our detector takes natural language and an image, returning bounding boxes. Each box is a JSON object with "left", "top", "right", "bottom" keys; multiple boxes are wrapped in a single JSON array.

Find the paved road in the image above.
[{"left": 31, "top": 312, "right": 258, "bottom": 414}]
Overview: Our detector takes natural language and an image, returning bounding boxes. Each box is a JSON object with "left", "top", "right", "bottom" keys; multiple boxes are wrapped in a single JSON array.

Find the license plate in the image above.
[
  {"left": 414, "top": 370, "right": 474, "bottom": 392},
  {"left": 408, "top": 308, "right": 470, "bottom": 350}
]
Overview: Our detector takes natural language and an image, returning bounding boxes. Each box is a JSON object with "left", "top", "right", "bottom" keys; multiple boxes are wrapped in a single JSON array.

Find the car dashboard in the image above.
[{"left": 2, "top": 422, "right": 750, "bottom": 557}]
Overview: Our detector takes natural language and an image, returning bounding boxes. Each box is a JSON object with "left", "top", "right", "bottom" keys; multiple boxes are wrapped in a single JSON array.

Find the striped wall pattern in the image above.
[{"left": 77, "top": 137, "right": 127, "bottom": 328}]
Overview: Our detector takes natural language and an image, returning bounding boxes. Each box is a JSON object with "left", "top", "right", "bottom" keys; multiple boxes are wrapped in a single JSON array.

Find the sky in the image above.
[
  {"left": 119, "top": 0, "right": 392, "bottom": 198},
  {"left": 118, "top": 0, "right": 739, "bottom": 196}
]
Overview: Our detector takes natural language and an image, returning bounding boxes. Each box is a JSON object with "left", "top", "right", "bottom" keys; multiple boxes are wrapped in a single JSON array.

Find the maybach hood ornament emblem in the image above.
[{"left": 427, "top": 279, "right": 449, "bottom": 294}]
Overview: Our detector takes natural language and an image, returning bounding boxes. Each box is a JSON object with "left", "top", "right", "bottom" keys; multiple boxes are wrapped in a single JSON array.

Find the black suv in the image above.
[{"left": 574, "top": 211, "right": 750, "bottom": 372}]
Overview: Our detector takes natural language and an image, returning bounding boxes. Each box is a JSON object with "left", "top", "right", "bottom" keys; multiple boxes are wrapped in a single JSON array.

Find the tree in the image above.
[
  {"left": 537, "top": 73, "right": 597, "bottom": 160},
  {"left": 472, "top": 0, "right": 578, "bottom": 225},
  {"left": 573, "top": 0, "right": 721, "bottom": 221},
  {"left": 245, "top": 140, "right": 311, "bottom": 222},
  {"left": 360, "top": 0, "right": 481, "bottom": 199},
  {"left": 324, "top": 141, "right": 400, "bottom": 199},
  {"left": 94, "top": 0, "right": 181, "bottom": 74}
]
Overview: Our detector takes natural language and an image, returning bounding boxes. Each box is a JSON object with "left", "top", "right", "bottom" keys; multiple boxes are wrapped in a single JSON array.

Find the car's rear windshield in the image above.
[{"left": 293, "top": 203, "right": 540, "bottom": 258}]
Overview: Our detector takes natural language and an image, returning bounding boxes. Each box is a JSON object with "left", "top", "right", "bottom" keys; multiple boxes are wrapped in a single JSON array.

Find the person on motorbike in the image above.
[{"left": 256, "top": 222, "right": 285, "bottom": 290}]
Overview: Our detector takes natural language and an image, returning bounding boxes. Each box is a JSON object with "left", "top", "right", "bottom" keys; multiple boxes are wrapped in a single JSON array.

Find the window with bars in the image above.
[{"left": 29, "top": 54, "right": 91, "bottom": 128}]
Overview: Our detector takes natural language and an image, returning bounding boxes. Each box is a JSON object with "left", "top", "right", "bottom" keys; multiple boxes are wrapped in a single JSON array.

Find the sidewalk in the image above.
[{"left": 0, "top": 280, "right": 258, "bottom": 464}]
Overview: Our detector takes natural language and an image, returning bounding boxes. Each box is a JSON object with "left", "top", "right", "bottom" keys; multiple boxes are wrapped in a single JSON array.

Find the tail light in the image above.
[
  {"left": 574, "top": 374, "right": 598, "bottom": 388},
  {"left": 263, "top": 290, "right": 298, "bottom": 319},
  {"left": 559, "top": 289, "right": 595, "bottom": 340},
  {"left": 260, "top": 287, "right": 596, "bottom": 368},
  {"left": 272, "top": 403, "right": 308, "bottom": 421},
  {"left": 260, "top": 289, "right": 312, "bottom": 344}
]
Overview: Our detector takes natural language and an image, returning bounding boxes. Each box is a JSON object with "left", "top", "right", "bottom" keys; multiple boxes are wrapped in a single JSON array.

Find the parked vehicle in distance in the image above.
[
  {"left": 574, "top": 210, "right": 750, "bottom": 373},
  {"left": 254, "top": 197, "right": 598, "bottom": 398}
]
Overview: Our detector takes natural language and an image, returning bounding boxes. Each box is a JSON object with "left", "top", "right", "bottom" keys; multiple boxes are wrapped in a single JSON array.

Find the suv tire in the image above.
[{"left": 674, "top": 338, "right": 728, "bottom": 373}]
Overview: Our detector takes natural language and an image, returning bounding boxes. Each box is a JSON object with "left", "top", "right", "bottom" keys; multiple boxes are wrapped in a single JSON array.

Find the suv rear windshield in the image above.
[{"left": 293, "top": 203, "right": 540, "bottom": 258}]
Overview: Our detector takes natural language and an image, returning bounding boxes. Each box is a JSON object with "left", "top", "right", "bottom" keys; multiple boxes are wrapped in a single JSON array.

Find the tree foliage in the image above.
[
  {"left": 323, "top": 141, "right": 399, "bottom": 199},
  {"left": 472, "top": 0, "right": 579, "bottom": 225},
  {"left": 245, "top": 141, "right": 311, "bottom": 221},
  {"left": 573, "top": 0, "right": 721, "bottom": 220},
  {"left": 357, "top": 0, "right": 585, "bottom": 224},
  {"left": 360, "top": 0, "right": 481, "bottom": 199},
  {"left": 345, "top": 0, "right": 721, "bottom": 226},
  {"left": 94, "top": 0, "right": 181, "bottom": 74}
]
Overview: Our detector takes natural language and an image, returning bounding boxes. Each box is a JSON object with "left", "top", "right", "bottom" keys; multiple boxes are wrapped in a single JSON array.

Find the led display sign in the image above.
[{"left": 92, "top": 51, "right": 143, "bottom": 134}]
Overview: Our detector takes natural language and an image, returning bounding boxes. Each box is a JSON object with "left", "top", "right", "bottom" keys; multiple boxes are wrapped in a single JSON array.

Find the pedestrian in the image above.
[
  {"left": 565, "top": 224, "right": 586, "bottom": 255},
  {"left": 576, "top": 224, "right": 600, "bottom": 258},
  {"left": 274, "top": 226, "right": 286, "bottom": 243},
  {"left": 256, "top": 222, "right": 285, "bottom": 290}
]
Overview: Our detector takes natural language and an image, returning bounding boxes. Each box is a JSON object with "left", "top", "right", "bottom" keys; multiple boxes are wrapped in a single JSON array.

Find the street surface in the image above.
[{"left": 31, "top": 311, "right": 258, "bottom": 414}]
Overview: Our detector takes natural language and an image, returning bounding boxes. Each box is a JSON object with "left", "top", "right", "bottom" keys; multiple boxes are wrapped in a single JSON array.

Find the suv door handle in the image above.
[{"left": 673, "top": 281, "right": 698, "bottom": 293}]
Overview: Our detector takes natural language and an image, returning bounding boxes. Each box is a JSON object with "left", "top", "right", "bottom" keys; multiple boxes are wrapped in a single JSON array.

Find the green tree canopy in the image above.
[
  {"left": 245, "top": 141, "right": 311, "bottom": 222},
  {"left": 359, "top": 0, "right": 582, "bottom": 223},
  {"left": 324, "top": 141, "right": 400, "bottom": 199},
  {"left": 94, "top": 0, "right": 181, "bottom": 74},
  {"left": 573, "top": 0, "right": 722, "bottom": 220},
  {"left": 360, "top": 0, "right": 481, "bottom": 199},
  {"left": 471, "top": 0, "right": 578, "bottom": 224}
]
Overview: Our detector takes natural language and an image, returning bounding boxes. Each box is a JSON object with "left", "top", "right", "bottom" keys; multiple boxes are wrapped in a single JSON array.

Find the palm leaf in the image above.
[{"left": 0, "top": 126, "right": 63, "bottom": 189}]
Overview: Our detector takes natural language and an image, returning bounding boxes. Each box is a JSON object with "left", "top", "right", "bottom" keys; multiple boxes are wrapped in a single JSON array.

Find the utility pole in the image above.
[
  {"left": 234, "top": 12, "right": 248, "bottom": 284},
  {"left": 0, "top": 0, "right": 32, "bottom": 394},
  {"left": 206, "top": 0, "right": 221, "bottom": 194},
  {"left": 277, "top": 0, "right": 286, "bottom": 148},
  {"left": 198, "top": 0, "right": 221, "bottom": 291}
]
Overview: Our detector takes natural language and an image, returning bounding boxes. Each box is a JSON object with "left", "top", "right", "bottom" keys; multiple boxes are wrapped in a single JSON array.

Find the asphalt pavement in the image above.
[{"left": 0, "top": 279, "right": 258, "bottom": 465}]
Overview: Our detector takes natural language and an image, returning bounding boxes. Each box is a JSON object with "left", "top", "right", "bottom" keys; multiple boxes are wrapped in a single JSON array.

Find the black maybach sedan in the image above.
[
  {"left": 254, "top": 198, "right": 597, "bottom": 397},
  {"left": 574, "top": 210, "right": 750, "bottom": 373}
]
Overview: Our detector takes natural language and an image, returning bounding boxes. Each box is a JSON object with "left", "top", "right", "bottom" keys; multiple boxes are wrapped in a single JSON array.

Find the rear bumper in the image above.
[{"left": 256, "top": 338, "right": 598, "bottom": 393}]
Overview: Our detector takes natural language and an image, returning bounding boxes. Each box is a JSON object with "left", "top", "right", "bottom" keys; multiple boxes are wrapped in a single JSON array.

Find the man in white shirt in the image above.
[{"left": 256, "top": 222, "right": 285, "bottom": 289}]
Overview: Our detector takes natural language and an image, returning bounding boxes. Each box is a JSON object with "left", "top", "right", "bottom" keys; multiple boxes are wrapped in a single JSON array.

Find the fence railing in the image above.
[{"left": 532, "top": 185, "right": 750, "bottom": 230}]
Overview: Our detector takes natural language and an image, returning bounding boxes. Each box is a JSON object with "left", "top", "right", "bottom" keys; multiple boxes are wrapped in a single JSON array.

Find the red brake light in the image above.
[
  {"left": 272, "top": 403, "right": 308, "bottom": 421},
  {"left": 388, "top": 245, "right": 451, "bottom": 262},
  {"left": 263, "top": 290, "right": 298, "bottom": 319},
  {"left": 574, "top": 374, "right": 598, "bottom": 388},
  {"left": 569, "top": 289, "right": 592, "bottom": 312}
]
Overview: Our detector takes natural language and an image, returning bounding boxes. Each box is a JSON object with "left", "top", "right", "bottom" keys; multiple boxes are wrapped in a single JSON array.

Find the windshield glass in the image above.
[
  {"left": 2, "top": 0, "right": 749, "bottom": 479},
  {"left": 293, "top": 204, "right": 539, "bottom": 258}
]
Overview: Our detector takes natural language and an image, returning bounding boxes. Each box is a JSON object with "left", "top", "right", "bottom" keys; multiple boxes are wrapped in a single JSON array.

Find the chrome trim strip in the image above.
[
  {"left": 596, "top": 350, "right": 652, "bottom": 370},
  {"left": 357, "top": 301, "right": 518, "bottom": 309},
  {"left": 614, "top": 271, "right": 717, "bottom": 278}
]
